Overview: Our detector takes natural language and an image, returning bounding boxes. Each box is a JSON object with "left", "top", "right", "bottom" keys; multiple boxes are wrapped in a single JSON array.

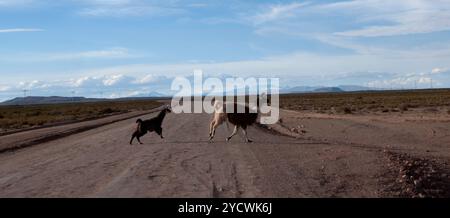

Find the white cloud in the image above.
[
  {"left": 431, "top": 67, "right": 448, "bottom": 74},
  {"left": 68, "top": 74, "right": 163, "bottom": 89},
  {"left": 315, "top": 34, "right": 450, "bottom": 59},
  {"left": 102, "top": 74, "right": 135, "bottom": 86},
  {"left": 0, "top": 47, "right": 135, "bottom": 62},
  {"left": 2, "top": 73, "right": 174, "bottom": 99},
  {"left": 250, "top": 2, "right": 309, "bottom": 25},
  {"left": 365, "top": 67, "right": 450, "bottom": 89},
  {"left": 47, "top": 47, "right": 132, "bottom": 60},
  {"left": 78, "top": 6, "right": 182, "bottom": 17},
  {"left": 246, "top": 0, "right": 450, "bottom": 37},
  {"left": 76, "top": 48, "right": 450, "bottom": 80},
  {"left": 76, "top": 0, "right": 185, "bottom": 17},
  {"left": 18, "top": 80, "right": 52, "bottom": 89},
  {"left": 0, "top": 85, "right": 11, "bottom": 91},
  {"left": 0, "top": 28, "right": 43, "bottom": 33},
  {"left": 135, "top": 74, "right": 161, "bottom": 84},
  {"left": 324, "top": 0, "right": 450, "bottom": 37},
  {"left": 70, "top": 76, "right": 102, "bottom": 88}
]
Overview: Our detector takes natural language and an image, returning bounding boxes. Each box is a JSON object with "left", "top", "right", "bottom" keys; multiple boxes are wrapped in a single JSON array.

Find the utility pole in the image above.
[
  {"left": 22, "top": 89, "right": 29, "bottom": 97},
  {"left": 71, "top": 90, "right": 76, "bottom": 102}
]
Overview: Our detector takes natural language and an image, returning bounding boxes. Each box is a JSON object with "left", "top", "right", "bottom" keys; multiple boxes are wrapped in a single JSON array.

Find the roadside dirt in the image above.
[
  {"left": 0, "top": 107, "right": 449, "bottom": 197},
  {"left": 269, "top": 109, "right": 450, "bottom": 197},
  {"left": 0, "top": 107, "right": 162, "bottom": 153}
]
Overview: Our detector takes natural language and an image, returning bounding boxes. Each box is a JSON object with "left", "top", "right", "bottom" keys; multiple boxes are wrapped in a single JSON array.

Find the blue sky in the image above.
[{"left": 1, "top": 0, "right": 450, "bottom": 100}]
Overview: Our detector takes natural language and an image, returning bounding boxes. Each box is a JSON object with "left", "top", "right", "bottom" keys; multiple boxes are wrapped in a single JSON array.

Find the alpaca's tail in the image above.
[{"left": 136, "top": 119, "right": 143, "bottom": 124}]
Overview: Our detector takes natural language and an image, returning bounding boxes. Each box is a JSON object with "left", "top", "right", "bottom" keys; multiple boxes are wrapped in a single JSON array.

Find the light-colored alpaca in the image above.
[{"left": 209, "top": 99, "right": 228, "bottom": 141}]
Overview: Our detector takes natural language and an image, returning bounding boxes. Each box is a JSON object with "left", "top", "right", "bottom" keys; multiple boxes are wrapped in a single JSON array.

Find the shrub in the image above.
[
  {"left": 343, "top": 107, "right": 352, "bottom": 114},
  {"left": 26, "top": 111, "right": 42, "bottom": 117},
  {"left": 99, "top": 108, "right": 116, "bottom": 115},
  {"left": 424, "top": 108, "right": 439, "bottom": 113},
  {"left": 399, "top": 104, "right": 409, "bottom": 112}
]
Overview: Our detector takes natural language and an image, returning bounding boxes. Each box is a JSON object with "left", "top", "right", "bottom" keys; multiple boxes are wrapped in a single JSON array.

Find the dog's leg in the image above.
[
  {"left": 136, "top": 135, "right": 143, "bottom": 144},
  {"left": 242, "top": 126, "right": 253, "bottom": 143},
  {"left": 226, "top": 125, "right": 239, "bottom": 142},
  {"left": 136, "top": 132, "right": 145, "bottom": 144},
  {"left": 130, "top": 131, "right": 137, "bottom": 145},
  {"left": 155, "top": 128, "right": 164, "bottom": 139}
]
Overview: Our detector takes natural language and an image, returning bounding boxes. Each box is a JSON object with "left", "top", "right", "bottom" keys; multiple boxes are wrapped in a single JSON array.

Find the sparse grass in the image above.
[
  {"left": 0, "top": 100, "right": 162, "bottom": 132},
  {"left": 280, "top": 89, "right": 450, "bottom": 115}
]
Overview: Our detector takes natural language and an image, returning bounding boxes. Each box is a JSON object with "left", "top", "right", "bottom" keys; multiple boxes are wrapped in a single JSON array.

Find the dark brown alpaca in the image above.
[
  {"left": 130, "top": 106, "right": 171, "bottom": 145},
  {"left": 225, "top": 102, "right": 259, "bottom": 143},
  {"left": 209, "top": 94, "right": 266, "bottom": 143}
]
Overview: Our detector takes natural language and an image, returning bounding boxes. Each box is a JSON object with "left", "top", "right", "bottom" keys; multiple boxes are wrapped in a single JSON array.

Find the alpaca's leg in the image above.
[
  {"left": 209, "top": 120, "right": 216, "bottom": 137},
  {"left": 226, "top": 125, "right": 239, "bottom": 142},
  {"left": 209, "top": 118, "right": 223, "bottom": 141},
  {"left": 242, "top": 126, "right": 252, "bottom": 143}
]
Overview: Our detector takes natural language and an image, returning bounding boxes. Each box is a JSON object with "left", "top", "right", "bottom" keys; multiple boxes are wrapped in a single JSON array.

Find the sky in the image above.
[{"left": 1, "top": 0, "right": 450, "bottom": 101}]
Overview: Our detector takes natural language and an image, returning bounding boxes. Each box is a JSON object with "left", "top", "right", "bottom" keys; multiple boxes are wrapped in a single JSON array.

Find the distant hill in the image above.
[
  {"left": 0, "top": 85, "right": 376, "bottom": 105},
  {"left": 282, "top": 85, "right": 374, "bottom": 94},
  {"left": 282, "top": 86, "right": 321, "bottom": 93},
  {"left": 313, "top": 87, "right": 345, "bottom": 93},
  {"left": 337, "top": 85, "right": 377, "bottom": 92},
  {"left": 0, "top": 95, "right": 171, "bottom": 106},
  {"left": 0, "top": 96, "right": 104, "bottom": 106}
]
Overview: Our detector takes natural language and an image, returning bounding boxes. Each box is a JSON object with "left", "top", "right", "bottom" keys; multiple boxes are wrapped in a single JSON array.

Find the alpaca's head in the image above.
[{"left": 164, "top": 105, "right": 172, "bottom": 113}]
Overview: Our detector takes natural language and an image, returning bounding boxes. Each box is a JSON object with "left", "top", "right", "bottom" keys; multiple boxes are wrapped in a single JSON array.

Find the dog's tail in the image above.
[{"left": 136, "top": 119, "right": 143, "bottom": 124}]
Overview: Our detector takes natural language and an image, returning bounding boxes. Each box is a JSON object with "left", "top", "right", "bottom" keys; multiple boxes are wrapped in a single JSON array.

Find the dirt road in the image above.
[{"left": 0, "top": 109, "right": 448, "bottom": 197}]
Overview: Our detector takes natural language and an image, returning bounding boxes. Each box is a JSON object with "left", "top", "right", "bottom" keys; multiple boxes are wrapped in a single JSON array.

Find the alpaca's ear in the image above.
[
  {"left": 257, "top": 92, "right": 267, "bottom": 106},
  {"left": 260, "top": 92, "right": 267, "bottom": 100}
]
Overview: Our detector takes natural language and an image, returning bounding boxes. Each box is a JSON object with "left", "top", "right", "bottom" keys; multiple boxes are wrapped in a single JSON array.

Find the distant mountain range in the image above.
[
  {"left": 0, "top": 96, "right": 103, "bottom": 106},
  {"left": 281, "top": 85, "right": 374, "bottom": 93},
  {"left": 0, "top": 95, "right": 169, "bottom": 106},
  {"left": 131, "top": 91, "right": 168, "bottom": 98},
  {"left": 0, "top": 85, "right": 378, "bottom": 105}
]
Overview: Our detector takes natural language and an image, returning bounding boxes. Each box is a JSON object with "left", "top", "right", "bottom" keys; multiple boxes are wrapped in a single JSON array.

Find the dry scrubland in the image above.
[
  {"left": 0, "top": 100, "right": 162, "bottom": 133},
  {"left": 280, "top": 89, "right": 450, "bottom": 115},
  {"left": 2, "top": 89, "right": 450, "bottom": 133}
]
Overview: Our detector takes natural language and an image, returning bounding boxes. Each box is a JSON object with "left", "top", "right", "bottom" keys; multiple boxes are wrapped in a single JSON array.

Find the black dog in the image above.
[{"left": 130, "top": 106, "right": 171, "bottom": 145}]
